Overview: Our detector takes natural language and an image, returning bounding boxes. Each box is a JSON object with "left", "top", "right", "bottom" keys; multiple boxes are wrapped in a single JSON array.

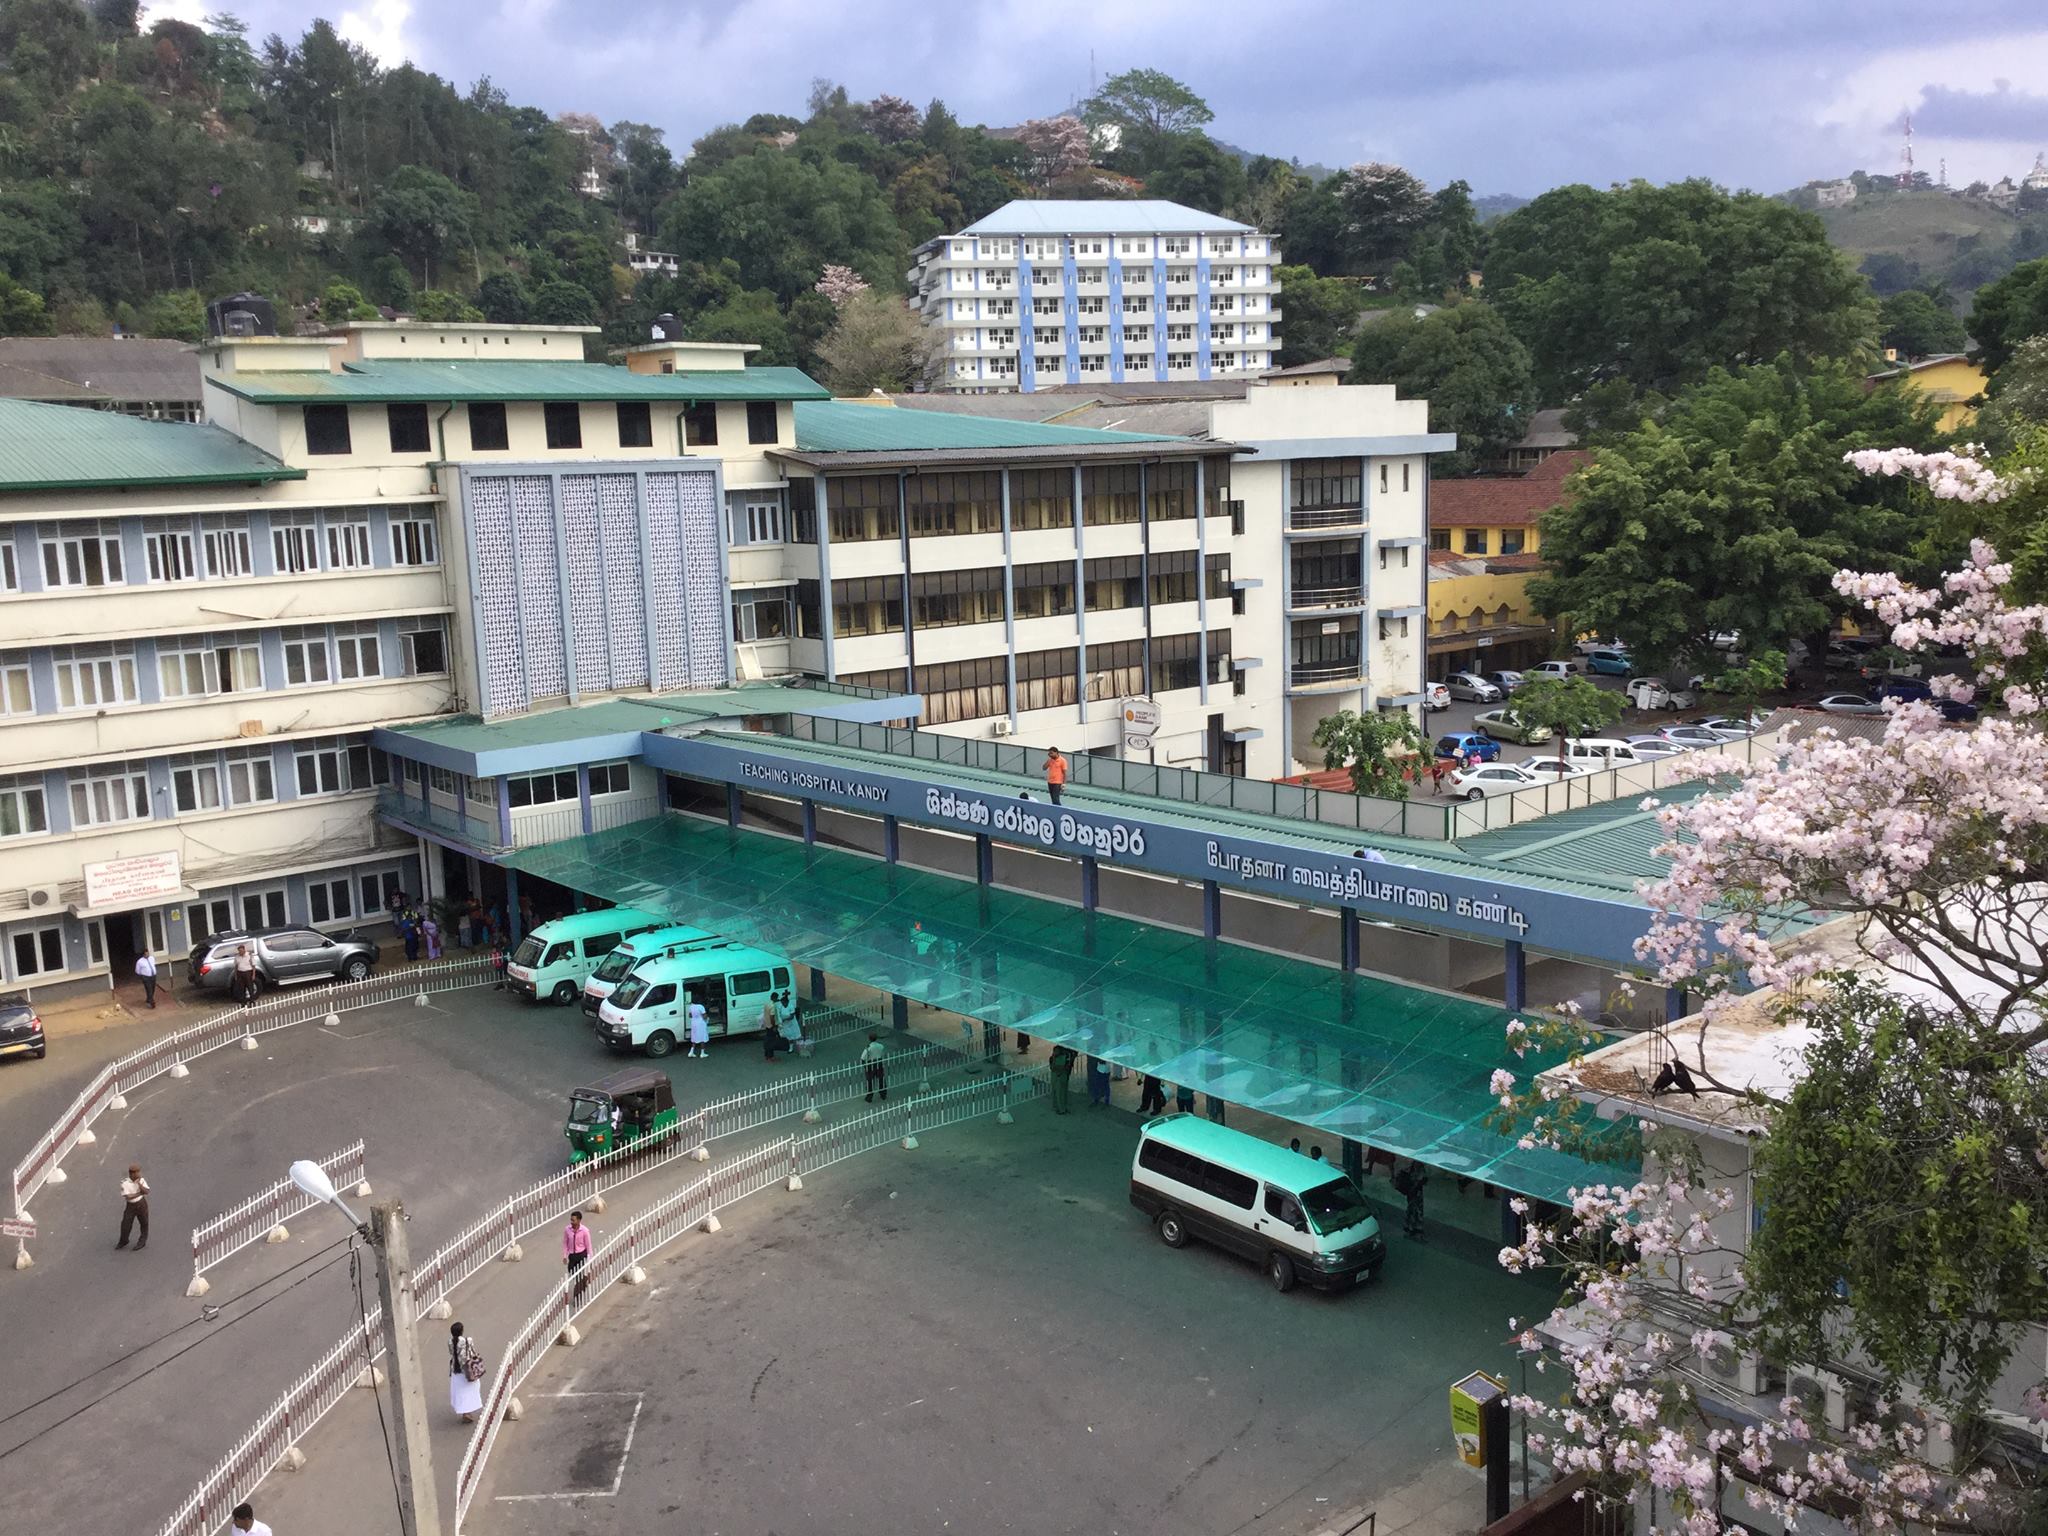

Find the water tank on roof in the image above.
[
  {"left": 650, "top": 312, "right": 681, "bottom": 343},
  {"left": 206, "top": 292, "right": 279, "bottom": 339}
]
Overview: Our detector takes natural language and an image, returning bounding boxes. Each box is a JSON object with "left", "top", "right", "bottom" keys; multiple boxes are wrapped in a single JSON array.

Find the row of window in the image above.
[
  {"left": 812, "top": 462, "right": 1231, "bottom": 544},
  {"left": 1431, "top": 528, "right": 1528, "bottom": 556},
  {"left": 302, "top": 400, "right": 780, "bottom": 457},
  {"left": 842, "top": 632, "right": 1234, "bottom": 726},
  {"left": 0, "top": 619, "right": 447, "bottom": 718},
  {"left": 390, "top": 758, "right": 632, "bottom": 808},
  {"left": 2, "top": 511, "right": 438, "bottom": 593}
]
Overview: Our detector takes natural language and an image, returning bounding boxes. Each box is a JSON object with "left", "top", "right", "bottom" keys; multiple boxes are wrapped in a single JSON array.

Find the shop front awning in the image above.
[{"left": 506, "top": 815, "right": 1638, "bottom": 1204}]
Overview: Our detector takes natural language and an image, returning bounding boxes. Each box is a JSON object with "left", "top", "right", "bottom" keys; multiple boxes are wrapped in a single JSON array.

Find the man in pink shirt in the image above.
[{"left": 564, "top": 1210, "right": 592, "bottom": 1301}]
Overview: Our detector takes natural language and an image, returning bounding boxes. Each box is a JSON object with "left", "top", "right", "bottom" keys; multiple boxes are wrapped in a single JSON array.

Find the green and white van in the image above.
[
  {"left": 506, "top": 908, "right": 665, "bottom": 1006},
  {"left": 1130, "top": 1114, "right": 1387, "bottom": 1293},
  {"left": 579, "top": 924, "right": 731, "bottom": 1017},
  {"left": 594, "top": 945, "right": 794, "bottom": 1057}
]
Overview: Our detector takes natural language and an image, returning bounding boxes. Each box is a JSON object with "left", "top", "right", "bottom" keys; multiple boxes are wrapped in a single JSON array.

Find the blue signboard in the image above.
[{"left": 639, "top": 736, "right": 1656, "bottom": 964}]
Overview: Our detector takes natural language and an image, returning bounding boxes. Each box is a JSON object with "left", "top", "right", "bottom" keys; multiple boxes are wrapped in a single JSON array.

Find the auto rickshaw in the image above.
[{"left": 565, "top": 1068, "right": 679, "bottom": 1165}]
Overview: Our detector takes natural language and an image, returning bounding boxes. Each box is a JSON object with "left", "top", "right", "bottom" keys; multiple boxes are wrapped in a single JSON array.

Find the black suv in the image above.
[{"left": 186, "top": 927, "right": 380, "bottom": 994}]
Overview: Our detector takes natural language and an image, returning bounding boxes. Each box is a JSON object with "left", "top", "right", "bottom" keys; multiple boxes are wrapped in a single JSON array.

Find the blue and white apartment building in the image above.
[{"left": 909, "top": 200, "right": 1281, "bottom": 393}]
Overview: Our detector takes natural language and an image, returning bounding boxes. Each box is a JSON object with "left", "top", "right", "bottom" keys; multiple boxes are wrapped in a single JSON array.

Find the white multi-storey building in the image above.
[
  {"left": 0, "top": 315, "right": 1445, "bottom": 1001},
  {"left": 909, "top": 200, "right": 1282, "bottom": 393}
]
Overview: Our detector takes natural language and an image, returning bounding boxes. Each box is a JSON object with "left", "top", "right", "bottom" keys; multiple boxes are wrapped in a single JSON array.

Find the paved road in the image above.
[
  {"left": 0, "top": 977, "right": 856, "bottom": 1536},
  {"left": 469, "top": 1103, "right": 1554, "bottom": 1536}
]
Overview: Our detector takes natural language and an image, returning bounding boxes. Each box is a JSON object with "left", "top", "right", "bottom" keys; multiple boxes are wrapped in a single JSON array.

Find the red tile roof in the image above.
[{"left": 1431, "top": 450, "right": 1590, "bottom": 528}]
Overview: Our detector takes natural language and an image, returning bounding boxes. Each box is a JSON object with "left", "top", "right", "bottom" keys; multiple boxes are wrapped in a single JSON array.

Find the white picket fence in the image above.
[{"left": 189, "top": 1141, "right": 367, "bottom": 1288}]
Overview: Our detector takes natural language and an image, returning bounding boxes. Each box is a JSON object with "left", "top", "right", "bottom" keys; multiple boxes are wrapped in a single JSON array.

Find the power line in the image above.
[
  {"left": 349, "top": 1239, "right": 409, "bottom": 1534},
  {"left": 0, "top": 1241, "right": 354, "bottom": 1462}
]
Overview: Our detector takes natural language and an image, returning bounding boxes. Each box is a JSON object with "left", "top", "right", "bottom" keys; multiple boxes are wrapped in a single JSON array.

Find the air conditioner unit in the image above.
[
  {"left": 23, "top": 883, "right": 62, "bottom": 911},
  {"left": 990, "top": 719, "right": 1014, "bottom": 737},
  {"left": 1699, "top": 1339, "right": 1768, "bottom": 1397},
  {"left": 1785, "top": 1364, "right": 1849, "bottom": 1431},
  {"left": 1897, "top": 1385, "right": 1957, "bottom": 1468}
]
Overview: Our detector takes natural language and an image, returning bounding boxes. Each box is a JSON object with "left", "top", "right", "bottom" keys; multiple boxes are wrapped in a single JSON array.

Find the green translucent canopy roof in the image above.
[{"left": 508, "top": 815, "right": 1638, "bottom": 1204}]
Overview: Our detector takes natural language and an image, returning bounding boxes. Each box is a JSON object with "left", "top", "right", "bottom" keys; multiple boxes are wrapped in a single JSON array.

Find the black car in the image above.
[
  {"left": 186, "top": 926, "right": 381, "bottom": 994},
  {"left": 0, "top": 1000, "right": 45, "bottom": 1061}
]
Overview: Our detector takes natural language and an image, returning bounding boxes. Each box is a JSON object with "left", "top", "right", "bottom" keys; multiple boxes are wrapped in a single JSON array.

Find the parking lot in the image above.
[{"left": 2, "top": 978, "right": 1557, "bottom": 1536}]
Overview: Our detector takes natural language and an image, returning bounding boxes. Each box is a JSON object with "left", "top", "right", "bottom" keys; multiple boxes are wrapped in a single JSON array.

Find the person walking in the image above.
[
  {"left": 1085, "top": 1053, "right": 1111, "bottom": 1108},
  {"left": 116, "top": 1163, "right": 150, "bottom": 1250},
  {"left": 490, "top": 942, "right": 508, "bottom": 990},
  {"left": 1042, "top": 746, "right": 1068, "bottom": 806},
  {"left": 777, "top": 991, "right": 803, "bottom": 1056},
  {"left": 1396, "top": 1162, "right": 1428, "bottom": 1240},
  {"left": 859, "top": 1033, "right": 888, "bottom": 1102},
  {"left": 563, "top": 1211, "right": 592, "bottom": 1303},
  {"left": 233, "top": 943, "right": 258, "bottom": 1007},
  {"left": 421, "top": 914, "right": 442, "bottom": 961},
  {"left": 400, "top": 912, "right": 421, "bottom": 964},
  {"left": 230, "top": 1503, "right": 274, "bottom": 1536},
  {"left": 1048, "top": 1042, "right": 1078, "bottom": 1114},
  {"left": 134, "top": 951, "right": 160, "bottom": 1009},
  {"left": 1137, "top": 1073, "right": 1166, "bottom": 1115},
  {"left": 686, "top": 997, "right": 710, "bottom": 1059},
  {"left": 448, "top": 1322, "right": 485, "bottom": 1423}
]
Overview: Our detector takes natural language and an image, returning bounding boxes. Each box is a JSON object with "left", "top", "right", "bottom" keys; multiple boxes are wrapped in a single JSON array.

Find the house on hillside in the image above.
[
  {"left": 1865, "top": 352, "right": 1987, "bottom": 433},
  {"left": 1425, "top": 450, "right": 1586, "bottom": 678}
]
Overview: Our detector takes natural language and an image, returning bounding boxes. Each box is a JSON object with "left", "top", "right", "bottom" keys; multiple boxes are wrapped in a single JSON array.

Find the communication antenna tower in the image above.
[{"left": 1898, "top": 112, "right": 1915, "bottom": 187}]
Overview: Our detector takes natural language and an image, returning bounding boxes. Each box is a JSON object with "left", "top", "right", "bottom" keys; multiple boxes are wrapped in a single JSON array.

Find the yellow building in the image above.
[
  {"left": 1426, "top": 450, "right": 1584, "bottom": 676},
  {"left": 1866, "top": 352, "right": 1987, "bottom": 434}
]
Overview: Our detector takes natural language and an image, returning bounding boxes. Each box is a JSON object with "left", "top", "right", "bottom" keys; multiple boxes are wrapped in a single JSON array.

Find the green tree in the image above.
[
  {"left": 1507, "top": 675, "right": 1625, "bottom": 766},
  {"left": 529, "top": 278, "right": 597, "bottom": 326},
  {"left": 1487, "top": 180, "right": 1877, "bottom": 399},
  {"left": 1334, "top": 162, "right": 1432, "bottom": 273},
  {"left": 1877, "top": 290, "right": 1967, "bottom": 359},
  {"left": 1347, "top": 303, "right": 1535, "bottom": 475},
  {"left": 816, "top": 291, "right": 938, "bottom": 394},
  {"left": 1528, "top": 358, "right": 1945, "bottom": 676},
  {"left": 1970, "top": 257, "right": 2048, "bottom": 374},
  {"left": 369, "top": 164, "right": 478, "bottom": 288},
  {"left": 1272, "top": 264, "right": 1363, "bottom": 365},
  {"left": 1141, "top": 134, "right": 1246, "bottom": 217},
  {"left": 1080, "top": 67, "right": 1213, "bottom": 140},
  {"left": 319, "top": 279, "right": 377, "bottom": 323},
  {"left": 1311, "top": 708, "right": 1426, "bottom": 800},
  {"left": 1976, "top": 335, "right": 2048, "bottom": 455},
  {"left": 138, "top": 287, "right": 203, "bottom": 340},
  {"left": 1399, "top": 179, "right": 1482, "bottom": 297},
  {"left": 1701, "top": 648, "right": 1788, "bottom": 726},
  {"left": 661, "top": 148, "right": 904, "bottom": 305},
  {"left": 476, "top": 270, "right": 530, "bottom": 323},
  {"left": 412, "top": 288, "right": 483, "bottom": 322},
  {"left": 0, "top": 271, "right": 49, "bottom": 334},
  {"left": 0, "top": 182, "right": 83, "bottom": 292}
]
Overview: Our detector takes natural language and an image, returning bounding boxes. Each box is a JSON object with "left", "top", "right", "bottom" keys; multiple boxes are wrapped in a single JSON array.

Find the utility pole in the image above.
[{"left": 368, "top": 1200, "right": 444, "bottom": 1536}]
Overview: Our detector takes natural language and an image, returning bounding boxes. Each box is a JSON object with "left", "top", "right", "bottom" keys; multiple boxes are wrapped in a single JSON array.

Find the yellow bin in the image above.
[{"left": 1449, "top": 1370, "right": 1506, "bottom": 1467}]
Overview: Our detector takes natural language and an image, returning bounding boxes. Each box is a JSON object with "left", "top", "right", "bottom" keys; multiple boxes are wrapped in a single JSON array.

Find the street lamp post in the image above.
[{"left": 290, "top": 1161, "right": 444, "bottom": 1536}]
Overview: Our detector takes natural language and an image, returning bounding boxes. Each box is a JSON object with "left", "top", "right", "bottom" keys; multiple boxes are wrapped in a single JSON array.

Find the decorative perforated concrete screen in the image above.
[
  {"left": 508, "top": 814, "right": 1639, "bottom": 1204},
  {"left": 457, "top": 464, "right": 725, "bottom": 716}
]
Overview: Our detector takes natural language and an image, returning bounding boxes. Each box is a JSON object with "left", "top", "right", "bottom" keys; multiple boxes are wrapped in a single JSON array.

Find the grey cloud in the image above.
[{"left": 1911, "top": 82, "right": 2048, "bottom": 143}]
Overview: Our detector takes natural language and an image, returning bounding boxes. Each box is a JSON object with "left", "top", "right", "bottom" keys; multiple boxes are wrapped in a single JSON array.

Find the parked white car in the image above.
[
  {"left": 1520, "top": 755, "right": 1588, "bottom": 780},
  {"left": 1818, "top": 693, "right": 1886, "bottom": 716},
  {"left": 1574, "top": 637, "right": 1628, "bottom": 657},
  {"left": 1691, "top": 713, "right": 1765, "bottom": 737},
  {"left": 1527, "top": 659, "right": 1586, "bottom": 681},
  {"left": 1421, "top": 681, "right": 1451, "bottom": 711},
  {"left": 1444, "top": 671, "right": 1503, "bottom": 703},
  {"left": 1448, "top": 762, "right": 1547, "bottom": 800},
  {"left": 1625, "top": 677, "right": 1696, "bottom": 711}
]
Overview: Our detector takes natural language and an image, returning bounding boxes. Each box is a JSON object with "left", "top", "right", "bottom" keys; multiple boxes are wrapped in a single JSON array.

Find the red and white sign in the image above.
[
  {"left": 82, "top": 851, "right": 184, "bottom": 911},
  {"left": 2, "top": 1214, "right": 36, "bottom": 1240}
]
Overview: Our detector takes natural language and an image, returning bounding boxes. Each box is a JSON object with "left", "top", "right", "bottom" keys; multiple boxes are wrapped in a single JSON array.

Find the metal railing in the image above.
[
  {"left": 9, "top": 959, "right": 490, "bottom": 1259},
  {"left": 190, "top": 1140, "right": 366, "bottom": 1287},
  {"left": 1289, "top": 659, "right": 1367, "bottom": 687},
  {"left": 376, "top": 789, "right": 502, "bottom": 849},
  {"left": 1289, "top": 584, "right": 1368, "bottom": 610},
  {"left": 1287, "top": 504, "right": 1368, "bottom": 530}
]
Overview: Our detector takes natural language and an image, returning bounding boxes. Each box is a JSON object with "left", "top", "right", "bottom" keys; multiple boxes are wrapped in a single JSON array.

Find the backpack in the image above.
[{"left": 1392, "top": 1167, "right": 1415, "bottom": 1198}]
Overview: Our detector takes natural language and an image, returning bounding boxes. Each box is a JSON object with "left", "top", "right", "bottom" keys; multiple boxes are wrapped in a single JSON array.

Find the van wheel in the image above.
[
  {"left": 1157, "top": 1210, "right": 1189, "bottom": 1248},
  {"left": 1266, "top": 1252, "right": 1297, "bottom": 1293},
  {"left": 551, "top": 981, "right": 578, "bottom": 1006},
  {"left": 644, "top": 1030, "right": 675, "bottom": 1058}
]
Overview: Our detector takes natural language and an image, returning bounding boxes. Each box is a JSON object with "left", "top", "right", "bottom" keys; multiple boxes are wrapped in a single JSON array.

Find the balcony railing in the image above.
[
  {"left": 377, "top": 789, "right": 503, "bottom": 850},
  {"left": 1287, "top": 504, "right": 1368, "bottom": 531},
  {"left": 1288, "top": 659, "right": 1366, "bottom": 688},
  {"left": 1288, "top": 583, "right": 1367, "bottom": 610}
]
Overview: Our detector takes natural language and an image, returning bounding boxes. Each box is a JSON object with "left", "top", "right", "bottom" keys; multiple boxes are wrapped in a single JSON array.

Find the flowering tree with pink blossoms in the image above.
[
  {"left": 813, "top": 265, "right": 870, "bottom": 306},
  {"left": 1490, "top": 447, "right": 2048, "bottom": 1533}
]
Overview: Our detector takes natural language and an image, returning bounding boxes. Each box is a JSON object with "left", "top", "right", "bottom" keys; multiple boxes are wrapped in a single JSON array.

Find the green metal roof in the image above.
[
  {"left": 0, "top": 398, "right": 303, "bottom": 492},
  {"left": 507, "top": 814, "right": 1641, "bottom": 1203},
  {"left": 792, "top": 399, "right": 1183, "bottom": 453},
  {"left": 207, "top": 360, "right": 830, "bottom": 405}
]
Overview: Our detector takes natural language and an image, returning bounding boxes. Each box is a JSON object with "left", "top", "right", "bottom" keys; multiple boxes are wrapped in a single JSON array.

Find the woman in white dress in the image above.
[
  {"left": 686, "top": 996, "right": 710, "bottom": 1059},
  {"left": 448, "top": 1321, "right": 484, "bottom": 1422}
]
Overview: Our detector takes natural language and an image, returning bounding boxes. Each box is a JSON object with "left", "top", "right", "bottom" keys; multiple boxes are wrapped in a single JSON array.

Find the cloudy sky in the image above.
[{"left": 153, "top": 0, "right": 2048, "bottom": 195}]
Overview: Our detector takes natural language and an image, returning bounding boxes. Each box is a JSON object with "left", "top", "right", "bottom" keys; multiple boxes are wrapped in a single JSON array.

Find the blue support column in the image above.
[
  {"left": 1343, "top": 1138, "right": 1363, "bottom": 1181},
  {"left": 496, "top": 778, "right": 512, "bottom": 848},
  {"left": 577, "top": 766, "right": 593, "bottom": 836},
  {"left": 1080, "top": 855, "right": 1099, "bottom": 911},
  {"left": 883, "top": 814, "right": 900, "bottom": 864},
  {"left": 976, "top": 833, "right": 993, "bottom": 886},
  {"left": 1665, "top": 985, "right": 1689, "bottom": 1022},
  {"left": 725, "top": 783, "right": 741, "bottom": 828},
  {"left": 1504, "top": 938, "right": 1527, "bottom": 1016},
  {"left": 891, "top": 993, "right": 908, "bottom": 1031},
  {"left": 1340, "top": 907, "right": 1360, "bottom": 972},
  {"left": 1202, "top": 879, "right": 1221, "bottom": 942},
  {"left": 802, "top": 799, "right": 817, "bottom": 847},
  {"left": 809, "top": 965, "right": 827, "bottom": 1001},
  {"left": 505, "top": 868, "right": 522, "bottom": 942}
]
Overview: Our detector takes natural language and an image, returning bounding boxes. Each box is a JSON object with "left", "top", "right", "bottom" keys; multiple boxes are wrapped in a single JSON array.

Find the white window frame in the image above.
[
  {"left": 142, "top": 522, "right": 198, "bottom": 583},
  {"left": 588, "top": 761, "right": 632, "bottom": 796},
  {"left": 68, "top": 761, "right": 150, "bottom": 828},
  {"left": 307, "top": 874, "right": 355, "bottom": 925},
  {"left": 397, "top": 617, "right": 447, "bottom": 677},
  {"left": 390, "top": 513, "right": 438, "bottom": 567},
  {"left": 326, "top": 514, "right": 372, "bottom": 571},
  {"left": 157, "top": 635, "right": 263, "bottom": 700},
  {"left": 53, "top": 644, "right": 138, "bottom": 710},
  {"left": 224, "top": 745, "right": 277, "bottom": 807},
  {"left": 202, "top": 518, "right": 253, "bottom": 579},
  {"left": 170, "top": 753, "right": 225, "bottom": 814},
  {"left": 0, "top": 541, "right": 15, "bottom": 592},
  {"left": 293, "top": 738, "right": 371, "bottom": 797},
  {"left": 239, "top": 885, "right": 287, "bottom": 930},
  {"left": 333, "top": 622, "right": 382, "bottom": 682},
  {"left": 10, "top": 922, "right": 66, "bottom": 980},
  {"left": 272, "top": 514, "right": 321, "bottom": 575},
  {"left": 40, "top": 526, "right": 124, "bottom": 589},
  {"left": 506, "top": 769, "right": 578, "bottom": 808},
  {"left": 0, "top": 651, "right": 30, "bottom": 716},
  {"left": 0, "top": 774, "right": 48, "bottom": 839},
  {"left": 282, "top": 627, "right": 332, "bottom": 687}
]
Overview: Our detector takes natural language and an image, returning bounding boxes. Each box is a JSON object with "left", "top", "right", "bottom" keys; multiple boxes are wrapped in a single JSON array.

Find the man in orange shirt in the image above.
[{"left": 1043, "top": 747, "right": 1068, "bottom": 805}]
